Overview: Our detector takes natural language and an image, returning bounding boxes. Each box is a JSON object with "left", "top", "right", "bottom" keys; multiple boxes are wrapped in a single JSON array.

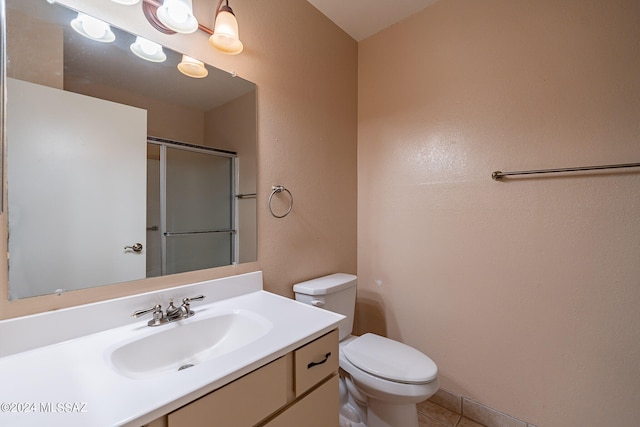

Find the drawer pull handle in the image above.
[{"left": 307, "top": 352, "right": 332, "bottom": 369}]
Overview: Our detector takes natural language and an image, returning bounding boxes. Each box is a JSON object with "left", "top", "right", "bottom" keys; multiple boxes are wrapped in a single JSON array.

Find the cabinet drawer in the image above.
[
  {"left": 168, "top": 356, "right": 288, "bottom": 427},
  {"left": 294, "top": 329, "right": 339, "bottom": 396}
]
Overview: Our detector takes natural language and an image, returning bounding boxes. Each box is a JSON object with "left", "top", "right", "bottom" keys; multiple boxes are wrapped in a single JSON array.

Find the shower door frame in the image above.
[{"left": 147, "top": 137, "right": 238, "bottom": 276}]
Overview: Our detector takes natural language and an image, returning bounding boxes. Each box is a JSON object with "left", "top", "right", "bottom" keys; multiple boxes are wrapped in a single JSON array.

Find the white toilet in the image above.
[{"left": 294, "top": 273, "right": 439, "bottom": 427}]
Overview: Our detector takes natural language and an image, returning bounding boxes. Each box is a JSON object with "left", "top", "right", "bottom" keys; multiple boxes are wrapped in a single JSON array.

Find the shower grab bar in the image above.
[
  {"left": 164, "top": 229, "right": 236, "bottom": 236},
  {"left": 492, "top": 162, "right": 640, "bottom": 180}
]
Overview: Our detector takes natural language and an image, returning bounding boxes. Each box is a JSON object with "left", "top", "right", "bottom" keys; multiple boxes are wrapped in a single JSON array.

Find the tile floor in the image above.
[{"left": 417, "top": 400, "right": 486, "bottom": 427}]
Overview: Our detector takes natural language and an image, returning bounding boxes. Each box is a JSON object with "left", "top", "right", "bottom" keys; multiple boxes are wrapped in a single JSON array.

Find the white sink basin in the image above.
[{"left": 110, "top": 309, "right": 272, "bottom": 379}]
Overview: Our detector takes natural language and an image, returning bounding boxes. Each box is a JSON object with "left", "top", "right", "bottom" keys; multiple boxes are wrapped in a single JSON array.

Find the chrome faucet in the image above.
[
  {"left": 165, "top": 299, "right": 183, "bottom": 321},
  {"left": 132, "top": 295, "right": 206, "bottom": 326}
]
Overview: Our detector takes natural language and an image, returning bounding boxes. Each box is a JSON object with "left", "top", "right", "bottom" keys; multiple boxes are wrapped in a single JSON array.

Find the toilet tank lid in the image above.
[{"left": 293, "top": 273, "right": 357, "bottom": 295}]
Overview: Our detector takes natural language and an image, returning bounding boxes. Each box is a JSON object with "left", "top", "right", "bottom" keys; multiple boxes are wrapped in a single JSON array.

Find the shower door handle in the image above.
[{"left": 124, "top": 243, "right": 143, "bottom": 253}]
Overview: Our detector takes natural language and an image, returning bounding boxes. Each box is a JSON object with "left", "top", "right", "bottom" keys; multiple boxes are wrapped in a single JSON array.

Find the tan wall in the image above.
[
  {"left": 357, "top": 0, "right": 640, "bottom": 425},
  {"left": 6, "top": 7, "right": 63, "bottom": 88},
  {"left": 64, "top": 81, "right": 206, "bottom": 144},
  {"left": 205, "top": 91, "right": 257, "bottom": 193},
  {"left": 0, "top": 0, "right": 357, "bottom": 317}
]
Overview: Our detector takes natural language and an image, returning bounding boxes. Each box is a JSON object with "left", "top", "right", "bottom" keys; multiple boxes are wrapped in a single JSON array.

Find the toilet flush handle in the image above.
[{"left": 311, "top": 299, "right": 325, "bottom": 308}]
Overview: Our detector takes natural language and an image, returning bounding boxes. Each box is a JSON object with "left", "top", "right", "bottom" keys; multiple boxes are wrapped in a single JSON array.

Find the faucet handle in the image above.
[
  {"left": 181, "top": 295, "right": 206, "bottom": 317},
  {"left": 182, "top": 295, "right": 205, "bottom": 304},
  {"left": 132, "top": 304, "right": 161, "bottom": 318},
  {"left": 131, "top": 304, "right": 166, "bottom": 327}
]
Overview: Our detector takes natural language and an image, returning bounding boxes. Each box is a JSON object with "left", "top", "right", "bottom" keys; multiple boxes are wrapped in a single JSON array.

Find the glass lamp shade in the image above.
[
  {"left": 110, "top": 0, "right": 141, "bottom": 5},
  {"left": 177, "top": 55, "right": 208, "bottom": 78},
  {"left": 209, "top": 9, "right": 243, "bottom": 55},
  {"left": 130, "top": 37, "right": 167, "bottom": 62},
  {"left": 157, "top": 0, "right": 199, "bottom": 34},
  {"left": 70, "top": 13, "right": 115, "bottom": 43}
]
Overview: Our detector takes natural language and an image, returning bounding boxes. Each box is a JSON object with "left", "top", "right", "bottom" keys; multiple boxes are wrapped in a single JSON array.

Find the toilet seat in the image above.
[{"left": 343, "top": 333, "right": 437, "bottom": 384}]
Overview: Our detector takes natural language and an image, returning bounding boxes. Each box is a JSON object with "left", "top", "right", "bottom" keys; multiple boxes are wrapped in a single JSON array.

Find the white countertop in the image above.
[{"left": 0, "top": 273, "right": 344, "bottom": 426}]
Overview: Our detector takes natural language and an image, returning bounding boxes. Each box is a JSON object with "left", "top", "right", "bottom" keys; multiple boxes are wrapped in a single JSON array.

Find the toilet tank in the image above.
[{"left": 293, "top": 273, "right": 357, "bottom": 340}]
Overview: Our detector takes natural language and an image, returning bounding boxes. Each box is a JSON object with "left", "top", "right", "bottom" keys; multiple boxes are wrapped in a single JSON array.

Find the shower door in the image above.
[{"left": 147, "top": 141, "right": 235, "bottom": 276}]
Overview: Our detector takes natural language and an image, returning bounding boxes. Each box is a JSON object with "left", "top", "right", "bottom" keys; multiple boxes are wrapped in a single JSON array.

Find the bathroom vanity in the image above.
[
  {"left": 148, "top": 330, "right": 338, "bottom": 427},
  {"left": 0, "top": 272, "right": 343, "bottom": 426}
]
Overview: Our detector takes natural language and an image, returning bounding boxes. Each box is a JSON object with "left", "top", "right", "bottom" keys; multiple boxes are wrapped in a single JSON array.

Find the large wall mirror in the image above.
[{"left": 5, "top": 0, "right": 257, "bottom": 300}]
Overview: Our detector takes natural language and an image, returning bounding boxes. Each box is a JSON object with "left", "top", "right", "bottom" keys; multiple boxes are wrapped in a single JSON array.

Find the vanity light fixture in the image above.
[
  {"left": 70, "top": 13, "right": 116, "bottom": 43},
  {"left": 156, "top": 0, "right": 199, "bottom": 34},
  {"left": 209, "top": 0, "right": 243, "bottom": 55},
  {"left": 131, "top": 0, "right": 245, "bottom": 55},
  {"left": 130, "top": 36, "right": 167, "bottom": 62},
  {"left": 177, "top": 55, "right": 209, "bottom": 78}
]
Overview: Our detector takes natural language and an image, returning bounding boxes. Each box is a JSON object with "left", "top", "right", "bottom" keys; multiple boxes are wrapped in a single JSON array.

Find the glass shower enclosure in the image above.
[{"left": 146, "top": 138, "right": 236, "bottom": 277}]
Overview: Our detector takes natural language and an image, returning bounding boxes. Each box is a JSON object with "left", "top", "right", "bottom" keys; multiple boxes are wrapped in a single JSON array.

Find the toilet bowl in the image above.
[{"left": 294, "top": 273, "right": 439, "bottom": 427}]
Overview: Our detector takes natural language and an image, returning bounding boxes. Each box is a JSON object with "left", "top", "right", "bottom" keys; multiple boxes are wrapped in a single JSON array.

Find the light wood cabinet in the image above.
[
  {"left": 168, "top": 356, "right": 289, "bottom": 427},
  {"left": 262, "top": 376, "right": 339, "bottom": 427},
  {"left": 147, "top": 329, "right": 339, "bottom": 427}
]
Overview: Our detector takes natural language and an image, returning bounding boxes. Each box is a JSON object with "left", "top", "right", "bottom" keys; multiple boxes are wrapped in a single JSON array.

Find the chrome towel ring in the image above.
[{"left": 268, "top": 185, "right": 293, "bottom": 218}]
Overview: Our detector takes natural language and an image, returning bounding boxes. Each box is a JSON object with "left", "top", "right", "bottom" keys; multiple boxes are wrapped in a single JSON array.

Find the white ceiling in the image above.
[{"left": 306, "top": 0, "right": 441, "bottom": 41}]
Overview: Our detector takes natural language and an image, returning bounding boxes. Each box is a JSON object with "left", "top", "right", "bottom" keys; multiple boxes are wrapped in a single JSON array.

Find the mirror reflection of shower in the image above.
[
  {"left": 147, "top": 138, "right": 237, "bottom": 277},
  {"left": 5, "top": 0, "right": 257, "bottom": 300}
]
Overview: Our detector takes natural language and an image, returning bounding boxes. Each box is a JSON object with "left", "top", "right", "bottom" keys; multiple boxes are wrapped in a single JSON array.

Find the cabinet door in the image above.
[
  {"left": 168, "top": 357, "right": 287, "bottom": 427},
  {"left": 142, "top": 417, "right": 167, "bottom": 427},
  {"left": 262, "top": 375, "right": 339, "bottom": 427}
]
